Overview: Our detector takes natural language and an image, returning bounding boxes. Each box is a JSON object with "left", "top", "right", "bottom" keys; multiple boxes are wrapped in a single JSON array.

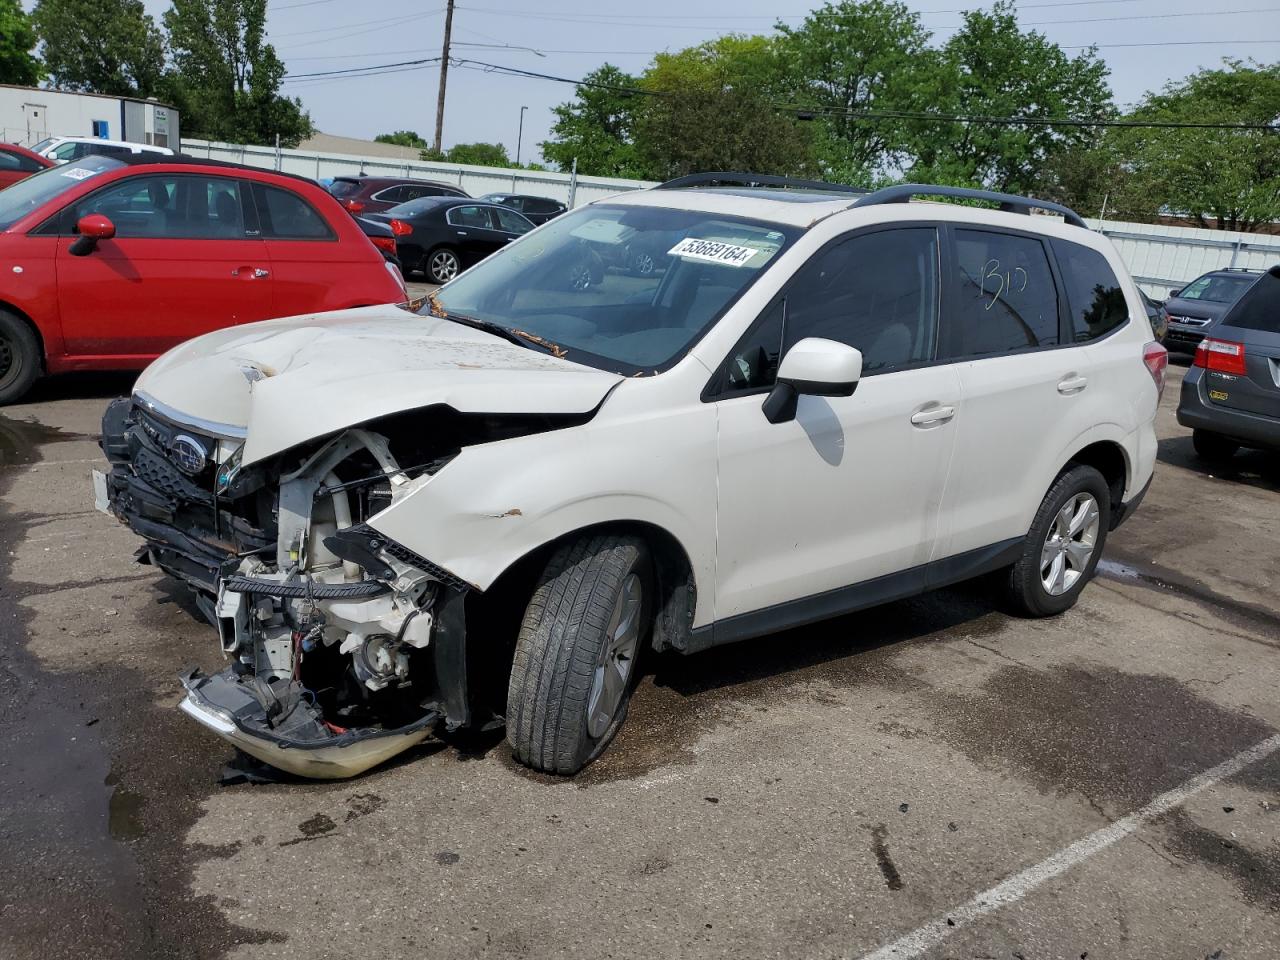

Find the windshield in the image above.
[
  {"left": 427, "top": 203, "right": 799, "bottom": 373},
  {"left": 1179, "top": 274, "right": 1256, "bottom": 303},
  {"left": 29, "top": 138, "right": 54, "bottom": 154},
  {"left": 0, "top": 156, "right": 126, "bottom": 231}
]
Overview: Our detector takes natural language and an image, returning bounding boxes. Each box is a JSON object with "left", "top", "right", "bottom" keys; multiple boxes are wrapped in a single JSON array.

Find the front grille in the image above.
[{"left": 1168, "top": 315, "right": 1211, "bottom": 327}]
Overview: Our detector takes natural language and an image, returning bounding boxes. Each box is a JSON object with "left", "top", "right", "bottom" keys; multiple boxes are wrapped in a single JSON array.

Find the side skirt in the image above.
[{"left": 684, "top": 537, "right": 1024, "bottom": 654}]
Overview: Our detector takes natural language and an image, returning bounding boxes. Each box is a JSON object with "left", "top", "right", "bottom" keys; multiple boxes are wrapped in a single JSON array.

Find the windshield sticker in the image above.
[
  {"left": 60, "top": 167, "right": 97, "bottom": 181},
  {"left": 667, "top": 237, "right": 761, "bottom": 267}
]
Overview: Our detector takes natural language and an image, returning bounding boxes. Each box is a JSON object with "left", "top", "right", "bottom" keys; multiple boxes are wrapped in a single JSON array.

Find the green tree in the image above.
[
  {"left": 30, "top": 0, "right": 161, "bottom": 96},
  {"left": 0, "top": 0, "right": 41, "bottom": 86},
  {"left": 541, "top": 64, "right": 645, "bottom": 177},
  {"left": 163, "top": 0, "right": 313, "bottom": 147},
  {"left": 635, "top": 36, "right": 816, "bottom": 180},
  {"left": 430, "top": 141, "right": 511, "bottom": 166},
  {"left": 909, "top": 1, "right": 1114, "bottom": 194},
  {"left": 1110, "top": 62, "right": 1280, "bottom": 231},
  {"left": 375, "top": 130, "right": 429, "bottom": 149},
  {"left": 775, "top": 0, "right": 946, "bottom": 184}
]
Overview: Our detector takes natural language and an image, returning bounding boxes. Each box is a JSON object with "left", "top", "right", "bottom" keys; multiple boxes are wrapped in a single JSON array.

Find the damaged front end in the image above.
[{"left": 97, "top": 395, "right": 542, "bottom": 778}]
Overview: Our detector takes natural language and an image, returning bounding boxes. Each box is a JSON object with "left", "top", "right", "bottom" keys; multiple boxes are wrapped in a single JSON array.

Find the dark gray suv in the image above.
[
  {"left": 1163, "top": 268, "right": 1262, "bottom": 355},
  {"left": 1177, "top": 265, "right": 1280, "bottom": 459}
]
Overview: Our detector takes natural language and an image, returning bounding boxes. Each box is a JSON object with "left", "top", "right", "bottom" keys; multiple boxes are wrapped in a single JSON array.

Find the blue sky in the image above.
[{"left": 70, "top": 1, "right": 1280, "bottom": 163}]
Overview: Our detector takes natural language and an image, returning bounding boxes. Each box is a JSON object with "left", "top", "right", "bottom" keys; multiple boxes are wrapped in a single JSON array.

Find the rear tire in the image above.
[
  {"left": 426, "top": 247, "right": 460, "bottom": 284},
  {"left": 0, "top": 310, "right": 42, "bottom": 405},
  {"left": 1192, "top": 429, "right": 1238, "bottom": 462},
  {"left": 1006, "top": 464, "right": 1110, "bottom": 618},
  {"left": 507, "top": 535, "right": 651, "bottom": 775}
]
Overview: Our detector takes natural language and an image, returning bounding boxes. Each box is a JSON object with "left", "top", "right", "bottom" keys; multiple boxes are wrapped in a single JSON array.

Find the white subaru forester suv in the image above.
[{"left": 96, "top": 174, "right": 1166, "bottom": 779}]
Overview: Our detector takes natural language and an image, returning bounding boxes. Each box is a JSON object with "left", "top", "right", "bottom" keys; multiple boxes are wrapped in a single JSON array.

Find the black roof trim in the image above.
[
  {"left": 655, "top": 171, "right": 868, "bottom": 196},
  {"left": 851, "top": 183, "right": 1088, "bottom": 228},
  {"left": 104, "top": 152, "right": 321, "bottom": 187}
]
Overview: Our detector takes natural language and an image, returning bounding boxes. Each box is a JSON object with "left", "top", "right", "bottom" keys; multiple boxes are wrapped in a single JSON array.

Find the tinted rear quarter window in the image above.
[
  {"left": 328, "top": 179, "right": 360, "bottom": 198},
  {"left": 951, "top": 229, "right": 1059, "bottom": 357},
  {"left": 253, "top": 184, "right": 333, "bottom": 239},
  {"left": 1052, "top": 239, "right": 1129, "bottom": 341},
  {"left": 1224, "top": 271, "right": 1280, "bottom": 333}
]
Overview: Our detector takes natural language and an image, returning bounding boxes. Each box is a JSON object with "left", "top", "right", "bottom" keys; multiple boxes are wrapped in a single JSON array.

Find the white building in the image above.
[{"left": 0, "top": 84, "right": 179, "bottom": 149}]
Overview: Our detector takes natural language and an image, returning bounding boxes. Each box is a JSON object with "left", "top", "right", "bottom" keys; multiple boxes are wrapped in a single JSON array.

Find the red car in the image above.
[
  {"left": 328, "top": 175, "right": 467, "bottom": 216},
  {"left": 0, "top": 154, "right": 406, "bottom": 403},
  {"left": 0, "top": 143, "right": 54, "bottom": 189}
]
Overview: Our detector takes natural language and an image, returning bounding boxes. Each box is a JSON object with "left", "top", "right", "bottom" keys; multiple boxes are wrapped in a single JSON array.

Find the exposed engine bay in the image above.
[{"left": 98, "top": 394, "right": 577, "bottom": 778}]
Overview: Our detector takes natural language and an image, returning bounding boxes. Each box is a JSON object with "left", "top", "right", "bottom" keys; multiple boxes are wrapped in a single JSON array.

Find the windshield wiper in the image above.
[{"left": 426, "top": 294, "right": 567, "bottom": 357}]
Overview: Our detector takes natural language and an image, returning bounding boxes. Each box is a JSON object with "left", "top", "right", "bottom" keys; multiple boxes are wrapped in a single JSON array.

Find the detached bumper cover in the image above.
[{"left": 180, "top": 668, "right": 438, "bottom": 779}]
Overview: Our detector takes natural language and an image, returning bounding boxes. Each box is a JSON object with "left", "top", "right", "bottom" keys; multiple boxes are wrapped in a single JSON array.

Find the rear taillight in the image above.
[
  {"left": 389, "top": 219, "right": 413, "bottom": 236},
  {"left": 1193, "top": 337, "right": 1246, "bottom": 376},
  {"left": 1143, "top": 341, "right": 1168, "bottom": 400},
  {"left": 370, "top": 235, "right": 397, "bottom": 256},
  {"left": 342, "top": 198, "right": 365, "bottom": 214}
]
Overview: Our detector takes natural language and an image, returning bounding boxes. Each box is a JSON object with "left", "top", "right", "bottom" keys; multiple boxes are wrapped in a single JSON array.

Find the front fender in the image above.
[{"left": 366, "top": 397, "right": 718, "bottom": 626}]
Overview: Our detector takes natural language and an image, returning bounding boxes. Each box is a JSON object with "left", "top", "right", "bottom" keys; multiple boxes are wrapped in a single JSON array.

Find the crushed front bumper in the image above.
[{"left": 180, "top": 668, "right": 439, "bottom": 779}]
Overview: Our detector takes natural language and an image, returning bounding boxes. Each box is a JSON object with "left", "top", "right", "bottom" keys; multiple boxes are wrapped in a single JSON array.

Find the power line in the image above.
[
  {"left": 461, "top": 0, "right": 1146, "bottom": 19},
  {"left": 446, "top": 56, "right": 1280, "bottom": 131}
]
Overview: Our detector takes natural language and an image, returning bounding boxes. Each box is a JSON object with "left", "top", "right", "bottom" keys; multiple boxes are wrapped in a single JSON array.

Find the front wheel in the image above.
[
  {"left": 1006, "top": 464, "right": 1110, "bottom": 617},
  {"left": 426, "top": 247, "right": 461, "bottom": 284},
  {"left": 0, "top": 310, "right": 42, "bottom": 405},
  {"left": 507, "top": 535, "right": 651, "bottom": 775}
]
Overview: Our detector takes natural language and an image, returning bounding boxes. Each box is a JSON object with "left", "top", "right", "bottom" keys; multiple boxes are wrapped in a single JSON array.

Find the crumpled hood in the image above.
[{"left": 134, "top": 304, "right": 622, "bottom": 465}]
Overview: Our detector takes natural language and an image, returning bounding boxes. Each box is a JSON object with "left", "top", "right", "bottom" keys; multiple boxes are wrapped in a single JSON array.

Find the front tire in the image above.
[
  {"left": 507, "top": 535, "right": 650, "bottom": 775},
  {"left": 426, "top": 246, "right": 461, "bottom": 284},
  {"left": 1192, "top": 429, "right": 1238, "bottom": 462},
  {"left": 0, "top": 310, "right": 42, "bottom": 405},
  {"left": 1006, "top": 464, "right": 1110, "bottom": 617}
]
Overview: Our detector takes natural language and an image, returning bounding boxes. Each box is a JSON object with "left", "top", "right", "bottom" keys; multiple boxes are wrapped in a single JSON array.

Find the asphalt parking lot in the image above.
[{"left": 1, "top": 360, "right": 1277, "bottom": 960}]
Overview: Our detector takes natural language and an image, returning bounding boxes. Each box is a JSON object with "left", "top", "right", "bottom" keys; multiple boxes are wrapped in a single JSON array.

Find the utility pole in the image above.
[
  {"left": 433, "top": 0, "right": 455, "bottom": 155},
  {"left": 516, "top": 105, "right": 528, "bottom": 167}
]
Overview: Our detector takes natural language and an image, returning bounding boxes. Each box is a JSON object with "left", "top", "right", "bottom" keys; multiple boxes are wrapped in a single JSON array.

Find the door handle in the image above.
[
  {"left": 1058, "top": 375, "right": 1088, "bottom": 395},
  {"left": 252, "top": 267, "right": 270, "bottom": 279},
  {"left": 910, "top": 404, "right": 956, "bottom": 426},
  {"left": 456, "top": 230, "right": 468, "bottom": 236},
  {"left": 231, "top": 267, "right": 270, "bottom": 279}
]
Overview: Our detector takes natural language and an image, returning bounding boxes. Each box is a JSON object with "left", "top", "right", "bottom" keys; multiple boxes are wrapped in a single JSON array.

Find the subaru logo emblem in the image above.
[{"left": 169, "top": 435, "right": 208, "bottom": 474}]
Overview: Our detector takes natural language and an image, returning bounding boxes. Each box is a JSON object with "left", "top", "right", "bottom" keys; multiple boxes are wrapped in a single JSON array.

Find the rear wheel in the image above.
[
  {"left": 1006, "top": 464, "right": 1110, "bottom": 617},
  {"left": 507, "top": 534, "right": 650, "bottom": 775},
  {"left": 426, "top": 247, "right": 460, "bottom": 284},
  {"left": 0, "top": 310, "right": 41, "bottom": 405},
  {"left": 1192, "top": 429, "right": 1239, "bottom": 462}
]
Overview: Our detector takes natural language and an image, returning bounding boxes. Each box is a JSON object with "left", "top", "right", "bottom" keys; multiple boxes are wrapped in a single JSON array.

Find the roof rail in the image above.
[
  {"left": 851, "top": 183, "right": 1088, "bottom": 228},
  {"left": 655, "top": 171, "right": 867, "bottom": 196}
]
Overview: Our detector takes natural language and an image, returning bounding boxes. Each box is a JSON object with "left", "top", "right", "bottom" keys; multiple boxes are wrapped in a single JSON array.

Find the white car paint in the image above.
[{"left": 133, "top": 191, "right": 1158, "bottom": 636}]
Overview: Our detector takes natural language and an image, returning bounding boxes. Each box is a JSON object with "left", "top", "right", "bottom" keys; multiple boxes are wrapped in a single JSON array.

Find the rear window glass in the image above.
[
  {"left": 1224, "top": 271, "right": 1280, "bottom": 333},
  {"left": 328, "top": 179, "right": 361, "bottom": 198},
  {"left": 949, "top": 230, "right": 1060, "bottom": 357},
  {"left": 1052, "top": 240, "right": 1129, "bottom": 342}
]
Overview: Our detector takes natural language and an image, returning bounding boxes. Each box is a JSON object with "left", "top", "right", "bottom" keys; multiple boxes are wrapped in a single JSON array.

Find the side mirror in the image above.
[
  {"left": 69, "top": 214, "right": 116, "bottom": 256},
  {"left": 1168, "top": 287, "right": 1181, "bottom": 299},
  {"left": 762, "top": 337, "right": 863, "bottom": 424}
]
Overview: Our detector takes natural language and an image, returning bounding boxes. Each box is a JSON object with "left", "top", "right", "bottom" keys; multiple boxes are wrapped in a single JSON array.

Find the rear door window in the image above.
[
  {"left": 1052, "top": 239, "right": 1129, "bottom": 342},
  {"left": 252, "top": 183, "right": 334, "bottom": 239},
  {"left": 948, "top": 229, "right": 1060, "bottom": 358},
  {"left": 448, "top": 204, "right": 494, "bottom": 229}
]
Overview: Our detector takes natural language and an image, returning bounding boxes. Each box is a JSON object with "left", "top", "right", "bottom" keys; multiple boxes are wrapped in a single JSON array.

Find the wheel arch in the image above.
[
  {"left": 480, "top": 518, "right": 697, "bottom": 654},
  {"left": 1064, "top": 439, "right": 1129, "bottom": 526},
  {"left": 0, "top": 299, "right": 50, "bottom": 368}
]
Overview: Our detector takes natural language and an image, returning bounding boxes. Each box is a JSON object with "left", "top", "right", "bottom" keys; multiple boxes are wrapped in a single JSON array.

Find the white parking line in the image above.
[{"left": 859, "top": 733, "right": 1280, "bottom": 960}]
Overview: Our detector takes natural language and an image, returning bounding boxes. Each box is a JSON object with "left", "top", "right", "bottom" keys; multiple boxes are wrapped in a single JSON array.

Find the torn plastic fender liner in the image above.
[{"left": 179, "top": 668, "right": 438, "bottom": 779}]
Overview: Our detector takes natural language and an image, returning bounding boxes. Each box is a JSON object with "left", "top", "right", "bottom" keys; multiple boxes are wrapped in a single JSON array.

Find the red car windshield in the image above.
[{"left": 0, "top": 156, "right": 126, "bottom": 230}]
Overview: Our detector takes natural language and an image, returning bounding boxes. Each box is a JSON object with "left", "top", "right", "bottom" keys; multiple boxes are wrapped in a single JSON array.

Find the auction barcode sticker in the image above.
[{"left": 667, "top": 237, "right": 759, "bottom": 267}]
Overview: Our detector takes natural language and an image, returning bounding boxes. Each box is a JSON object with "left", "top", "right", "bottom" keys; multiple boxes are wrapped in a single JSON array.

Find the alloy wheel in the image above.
[
  {"left": 1040, "top": 492, "right": 1100, "bottom": 596},
  {"left": 430, "top": 250, "right": 459, "bottom": 282},
  {"left": 585, "top": 573, "right": 642, "bottom": 738}
]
